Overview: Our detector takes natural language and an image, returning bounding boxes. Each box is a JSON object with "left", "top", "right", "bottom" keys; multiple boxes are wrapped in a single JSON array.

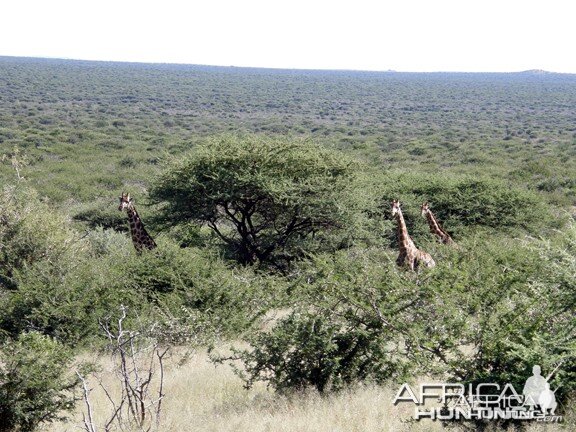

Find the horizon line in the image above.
[{"left": 0, "top": 54, "right": 574, "bottom": 75}]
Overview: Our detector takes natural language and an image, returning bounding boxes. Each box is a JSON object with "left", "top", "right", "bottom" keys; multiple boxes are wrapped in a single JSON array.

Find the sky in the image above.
[{"left": 1, "top": 0, "right": 575, "bottom": 73}]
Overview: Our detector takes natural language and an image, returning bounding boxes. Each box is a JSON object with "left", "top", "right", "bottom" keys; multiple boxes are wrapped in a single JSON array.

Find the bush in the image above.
[
  {"left": 0, "top": 188, "right": 141, "bottom": 345},
  {"left": 229, "top": 308, "right": 410, "bottom": 393},
  {"left": 1, "top": 228, "right": 279, "bottom": 345},
  {"left": 228, "top": 227, "right": 576, "bottom": 411},
  {"left": 0, "top": 182, "right": 278, "bottom": 346},
  {"left": 118, "top": 240, "right": 282, "bottom": 342},
  {"left": 84, "top": 226, "right": 131, "bottom": 257},
  {"left": 0, "top": 246, "right": 141, "bottom": 345},
  {"left": 380, "top": 172, "right": 552, "bottom": 240},
  {"left": 0, "top": 332, "right": 78, "bottom": 432},
  {"left": 403, "top": 228, "right": 576, "bottom": 425},
  {"left": 0, "top": 185, "right": 80, "bottom": 289},
  {"left": 225, "top": 248, "right": 418, "bottom": 393}
]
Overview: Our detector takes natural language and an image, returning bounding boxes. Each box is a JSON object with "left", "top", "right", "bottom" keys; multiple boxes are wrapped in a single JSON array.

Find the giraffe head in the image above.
[
  {"left": 421, "top": 201, "right": 430, "bottom": 217},
  {"left": 118, "top": 192, "right": 133, "bottom": 212},
  {"left": 391, "top": 199, "right": 402, "bottom": 217}
]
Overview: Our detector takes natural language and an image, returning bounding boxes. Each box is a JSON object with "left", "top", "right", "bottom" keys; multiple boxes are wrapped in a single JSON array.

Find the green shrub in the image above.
[
  {"left": 402, "top": 228, "right": 576, "bottom": 424},
  {"left": 226, "top": 248, "right": 418, "bottom": 393},
  {"left": 118, "top": 240, "right": 282, "bottom": 341},
  {"left": 229, "top": 227, "right": 576, "bottom": 410},
  {"left": 380, "top": 172, "right": 552, "bottom": 237},
  {"left": 84, "top": 226, "right": 132, "bottom": 257},
  {"left": 0, "top": 188, "right": 142, "bottom": 345},
  {"left": 0, "top": 185, "right": 277, "bottom": 346},
  {"left": 0, "top": 248, "right": 141, "bottom": 345},
  {"left": 0, "top": 185, "right": 79, "bottom": 289},
  {"left": 0, "top": 332, "right": 78, "bottom": 432},
  {"left": 229, "top": 308, "right": 410, "bottom": 393}
]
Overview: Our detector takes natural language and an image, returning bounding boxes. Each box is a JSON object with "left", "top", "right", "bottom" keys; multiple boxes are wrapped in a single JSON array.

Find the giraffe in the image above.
[
  {"left": 391, "top": 200, "right": 435, "bottom": 270},
  {"left": 420, "top": 202, "right": 455, "bottom": 245},
  {"left": 118, "top": 192, "right": 157, "bottom": 253}
]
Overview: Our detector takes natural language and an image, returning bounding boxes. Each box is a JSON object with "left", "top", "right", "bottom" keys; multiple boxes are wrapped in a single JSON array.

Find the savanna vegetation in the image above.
[{"left": 0, "top": 56, "right": 574, "bottom": 431}]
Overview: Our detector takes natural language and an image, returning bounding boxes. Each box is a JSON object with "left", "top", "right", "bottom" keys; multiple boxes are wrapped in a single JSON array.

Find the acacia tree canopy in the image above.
[{"left": 149, "top": 135, "right": 360, "bottom": 266}]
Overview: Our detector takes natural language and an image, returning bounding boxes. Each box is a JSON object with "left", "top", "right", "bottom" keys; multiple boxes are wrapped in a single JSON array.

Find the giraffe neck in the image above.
[
  {"left": 425, "top": 211, "right": 451, "bottom": 242},
  {"left": 126, "top": 206, "right": 156, "bottom": 251},
  {"left": 395, "top": 210, "right": 414, "bottom": 252},
  {"left": 425, "top": 211, "right": 445, "bottom": 237}
]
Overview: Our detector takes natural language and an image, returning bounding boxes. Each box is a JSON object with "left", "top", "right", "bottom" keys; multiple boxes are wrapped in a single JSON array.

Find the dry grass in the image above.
[{"left": 44, "top": 346, "right": 569, "bottom": 432}]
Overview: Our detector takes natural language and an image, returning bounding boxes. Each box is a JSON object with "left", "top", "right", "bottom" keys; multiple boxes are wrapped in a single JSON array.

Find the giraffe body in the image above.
[
  {"left": 392, "top": 200, "right": 435, "bottom": 270},
  {"left": 118, "top": 193, "right": 157, "bottom": 253},
  {"left": 421, "top": 202, "right": 455, "bottom": 245}
]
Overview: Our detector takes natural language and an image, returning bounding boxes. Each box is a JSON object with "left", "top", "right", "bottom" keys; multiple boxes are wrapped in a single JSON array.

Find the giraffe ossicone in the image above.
[{"left": 118, "top": 192, "right": 157, "bottom": 253}]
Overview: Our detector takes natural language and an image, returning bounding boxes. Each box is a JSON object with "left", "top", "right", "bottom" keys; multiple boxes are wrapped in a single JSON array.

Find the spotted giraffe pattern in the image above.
[
  {"left": 118, "top": 192, "right": 157, "bottom": 253},
  {"left": 392, "top": 200, "right": 435, "bottom": 270},
  {"left": 421, "top": 202, "right": 455, "bottom": 245}
]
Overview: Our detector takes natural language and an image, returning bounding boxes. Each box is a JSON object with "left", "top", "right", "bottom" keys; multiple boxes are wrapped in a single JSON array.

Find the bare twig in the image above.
[
  {"left": 78, "top": 306, "right": 169, "bottom": 432},
  {"left": 77, "top": 372, "right": 96, "bottom": 432},
  {"left": 155, "top": 348, "right": 169, "bottom": 429}
]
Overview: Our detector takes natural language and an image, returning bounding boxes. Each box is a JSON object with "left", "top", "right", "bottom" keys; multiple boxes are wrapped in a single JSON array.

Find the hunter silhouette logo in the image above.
[
  {"left": 393, "top": 364, "right": 563, "bottom": 422},
  {"left": 522, "top": 365, "right": 558, "bottom": 415}
]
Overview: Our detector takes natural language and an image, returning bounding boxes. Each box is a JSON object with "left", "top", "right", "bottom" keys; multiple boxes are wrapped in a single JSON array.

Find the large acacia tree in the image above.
[{"left": 149, "top": 135, "right": 360, "bottom": 266}]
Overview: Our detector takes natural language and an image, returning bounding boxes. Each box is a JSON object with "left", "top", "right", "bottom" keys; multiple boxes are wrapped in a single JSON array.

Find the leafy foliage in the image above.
[
  {"left": 380, "top": 173, "right": 551, "bottom": 234},
  {"left": 0, "top": 332, "right": 78, "bottom": 432},
  {"left": 117, "top": 240, "right": 280, "bottom": 342},
  {"left": 150, "top": 135, "right": 361, "bottom": 267},
  {"left": 231, "top": 232, "right": 576, "bottom": 409},
  {"left": 230, "top": 309, "right": 409, "bottom": 393},
  {"left": 0, "top": 187, "right": 279, "bottom": 346},
  {"left": 0, "top": 185, "right": 79, "bottom": 289}
]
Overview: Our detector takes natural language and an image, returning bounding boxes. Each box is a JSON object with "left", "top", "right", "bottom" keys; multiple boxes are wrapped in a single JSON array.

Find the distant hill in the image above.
[
  {"left": 1, "top": 55, "right": 575, "bottom": 77},
  {"left": 519, "top": 69, "right": 557, "bottom": 75}
]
